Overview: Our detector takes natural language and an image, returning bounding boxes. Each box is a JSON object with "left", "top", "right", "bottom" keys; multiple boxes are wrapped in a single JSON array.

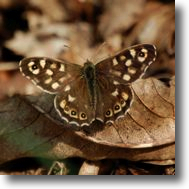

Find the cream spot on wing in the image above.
[
  {"left": 109, "top": 70, "right": 122, "bottom": 77},
  {"left": 105, "top": 109, "right": 113, "bottom": 117},
  {"left": 125, "top": 59, "right": 132, "bottom": 67},
  {"left": 64, "top": 85, "right": 70, "bottom": 91},
  {"left": 111, "top": 89, "right": 119, "bottom": 97},
  {"left": 26, "top": 76, "right": 30, "bottom": 79},
  {"left": 70, "top": 109, "right": 78, "bottom": 118},
  {"left": 50, "top": 63, "right": 57, "bottom": 69},
  {"left": 120, "top": 55, "right": 126, "bottom": 61},
  {"left": 46, "top": 69, "right": 53, "bottom": 76},
  {"left": 138, "top": 56, "right": 146, "bottom": 62},
  {"left": 64, "top": 106, "right": 70, "bottom": 114},
  {"left": 79, "top": 112, "right": 87, "bottom": 120},
  {"left": 68, "top": 94, "right": 76, "bottom": 102},
  {"left": 28, "top": 61, "right": 40, "bottom": 74},
  {"left": 113, "top": 103, "right": 122, "bottom": 114},
  {"left": 44, "top": 77, "right": 52, "bottom": 84},
  {"left": 123, "top": 74, "right": 131, "bottom": 81},
  {"left": 32, "top": 78, "right": 40, "bottom": 83},
  {"left": 112, "top": 58, "right": 119, "bottom": 66},
  {"left": 60, "top": 100, "right": 66, "bottom": 109},
  {"left": 59, "top": 64, "right": 65, "bottom": 72},
  {"left": 120, "top": 99, "right": 126, "bottom": 107},
  {"left": 113, "top": 80, "right": 120, "bottom": 85},
  {"left": 128, "top": 67, "right": 137, "bottom": 74},
  {"left": 51, "top": 82, "right": 59, "bottom": 89},
  {"left": 40, "top": 59, "right": 46, "bottom": 68},
  {"left": 138, "top": 49, "right": 148, "bottom": 62},
  {"left": 130, "top": 49, "right": 136, "bottom": 57},
  {"left": 141, "top": 48, "right": 148, "bottom": 53},
  {"left": 32, "top": 69, "right": 40, "bottom": 75},
  {"left": 28, "top": 61, "right": 35, "bottom": 67},
  {"left": 121, "top": 92, "right": 129, "bottom": 100},
  {"left": 59, "top": 77, "right": 66, "bottom": 83}
]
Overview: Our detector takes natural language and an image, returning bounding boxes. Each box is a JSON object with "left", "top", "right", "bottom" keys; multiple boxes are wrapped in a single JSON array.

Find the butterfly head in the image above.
[{"left": 83, "top": 60, "right": 96, "bottom": 80}]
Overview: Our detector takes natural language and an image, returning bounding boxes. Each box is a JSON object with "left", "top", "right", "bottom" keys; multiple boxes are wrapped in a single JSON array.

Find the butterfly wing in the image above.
[
  {"left": 95, "top": 75, "right": 133, "bottom": 124},
  {"left": 19, "top": 57, "right": 82, "bottom": 94},
  {"left": 54, "top": 77, "right": 96, "bottom": 127},
  {"left": 95, "top": 44, "right": 157, "bottom": 123},
  {"left": 96, "top": 44, "right": 157, "bottom": 84}
]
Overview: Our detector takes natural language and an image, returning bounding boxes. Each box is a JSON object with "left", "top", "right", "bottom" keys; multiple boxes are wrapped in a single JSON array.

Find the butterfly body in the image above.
[
  {"left": 19, "top": 44, "right": 157, "bottom": 127},
  {"left": 83, "top": 61, "right": 97, "bottom": 109}
]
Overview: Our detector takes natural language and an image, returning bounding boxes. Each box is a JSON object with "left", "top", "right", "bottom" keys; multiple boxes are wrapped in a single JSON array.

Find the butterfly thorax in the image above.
[{"left": 83, "top": 61, "right": 97, "bottom": 109}]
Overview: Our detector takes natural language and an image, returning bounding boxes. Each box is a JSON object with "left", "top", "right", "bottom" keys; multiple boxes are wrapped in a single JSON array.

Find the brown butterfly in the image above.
[{"left": 19, "top": 44, "right": 157, "bottom": 127}]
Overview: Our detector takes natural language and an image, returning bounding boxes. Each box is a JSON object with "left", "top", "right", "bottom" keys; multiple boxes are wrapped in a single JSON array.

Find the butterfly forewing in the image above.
[
  {"left": 96, "top": 44, "right": 156, "bottom": 84},
  {"left": 19, "top": 57, "right": 82, "bottom": 94}
]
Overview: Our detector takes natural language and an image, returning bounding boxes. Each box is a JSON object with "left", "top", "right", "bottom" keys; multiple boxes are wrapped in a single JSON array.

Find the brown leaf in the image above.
[
  {"left": 0, "top": 77, "right": 175, "bottom": 165},
  {"left": 5, "top": 22, "right": 93, "bottom": 65},
  {"left": 98, "top": 0, "right": 145, "bottom": 38},
  {"left": 78, "top": 160, "right": 101, "bottom": 175},
  {"left": 124, "top": 1, "right": 175, "bottom": 54},
  {"left": 29, "top": 0, "right": 68, "bottom": 23}
]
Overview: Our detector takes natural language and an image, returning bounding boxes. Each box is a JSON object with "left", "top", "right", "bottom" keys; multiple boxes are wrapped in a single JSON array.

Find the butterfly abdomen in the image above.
[{"left": 83, "top": 61, "right": 97, "bottom": 109}]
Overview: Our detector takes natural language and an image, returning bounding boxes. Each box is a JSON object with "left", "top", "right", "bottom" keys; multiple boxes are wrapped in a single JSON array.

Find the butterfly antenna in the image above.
[
  {"left": 90, "top": 42, "right": 108, "bottom": 63},
  {"left": 63, "top": 44, "right": 86, "bottom": 62}
]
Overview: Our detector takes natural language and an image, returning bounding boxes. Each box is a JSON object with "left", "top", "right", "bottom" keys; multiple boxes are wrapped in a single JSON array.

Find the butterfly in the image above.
[{"left": 19, "top": 44, "right": 157, "bottom": 127}]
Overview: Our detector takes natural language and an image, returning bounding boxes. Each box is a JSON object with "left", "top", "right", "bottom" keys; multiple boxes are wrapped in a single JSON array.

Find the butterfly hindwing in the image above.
[
  {"left": 19, "top": 57, "right": 81, "bottom": 94},
  {"left": 96, "top": 75, "right": 133, "bottom": 124},
  {"left": 55, "top": 77, "right": 96, "bottom": 127}
]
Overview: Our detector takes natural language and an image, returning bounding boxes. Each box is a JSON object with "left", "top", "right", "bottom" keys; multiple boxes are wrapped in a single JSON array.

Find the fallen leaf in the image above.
[
  {"left": 98, "top": 0, "right": 145, "bottom": 38},
  {"left": 0, "top": 77, "right": 175, "bottom": 165}
]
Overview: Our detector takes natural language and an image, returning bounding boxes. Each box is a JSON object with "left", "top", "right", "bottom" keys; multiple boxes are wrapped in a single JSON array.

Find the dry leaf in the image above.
[
  {"left": 5, "top": 22, "right": 93, "bottom": 64},
  {"left": 98, "top": 0, "right": 145, "bottom": 38},
  {"left": 0, "top": 77, "right": 175, "bottom": 165},
  {"left": 78, "top": 160, "right": 101, "bottom": 175},
  {"left": 124, "top": 1, "right": 175, "bottom": 54},
  {"left": 29, "top": 0, "right": 68, "bottom": 22}
]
